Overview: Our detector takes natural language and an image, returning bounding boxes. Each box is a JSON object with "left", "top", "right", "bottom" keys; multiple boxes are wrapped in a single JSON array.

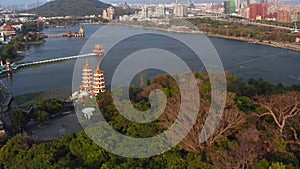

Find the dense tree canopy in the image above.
[
  {"left": 11, "top": 110, "right": 30, "bottom": 132},
  {"left": 188, "top": 18, "right": 298, "bottom": 43},
  {"left": 1, "top": 74, "right": 300, "bottom": 168},
  {"left": 37, "top": 98, "right": 63, "bottom": 115}
]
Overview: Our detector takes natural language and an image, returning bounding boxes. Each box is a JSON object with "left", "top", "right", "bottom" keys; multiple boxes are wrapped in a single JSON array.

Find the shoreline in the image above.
[
  {"left": 14, "top": 88, "right": 72, "bottom": 108},
  {"left": 33, "top": 22, "right": 300, "bottom": 52},
  {"left": 206, "top": 33, "right": 300, "bottom": 52},
  {"left": 116, "top": 23, "right": 300, "bottom": 52},
  {"left": 0, "top": 81, "right": 12, "bottom": 112},
  {"left": 10, "top": 40, "right": 46, "bottom": 63}
]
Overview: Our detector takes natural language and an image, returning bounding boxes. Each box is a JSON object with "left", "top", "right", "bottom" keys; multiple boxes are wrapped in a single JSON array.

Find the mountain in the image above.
[{"left": 27, "top": 0, "right": 111, "bottom": 17}]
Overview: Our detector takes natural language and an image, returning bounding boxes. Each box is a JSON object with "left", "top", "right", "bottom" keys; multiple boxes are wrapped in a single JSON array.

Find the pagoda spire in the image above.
[{"left": 97, "top": 63, "right": 100, "bottom": 70}]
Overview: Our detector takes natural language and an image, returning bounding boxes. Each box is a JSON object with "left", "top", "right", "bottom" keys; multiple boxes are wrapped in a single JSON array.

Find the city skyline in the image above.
[{"left": 1, "top": 0, "right": 300, "bottom": 6}]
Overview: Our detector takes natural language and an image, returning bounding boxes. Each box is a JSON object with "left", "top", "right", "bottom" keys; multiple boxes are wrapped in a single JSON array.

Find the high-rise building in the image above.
[
  {"left": 224, "top": 1, "right": 231, "bottom": 14},
  {"left": 102, "top": 10, "right": 108, "bottom": 19},
  {"left": 243, "top": 7, "right": 250, "bottom": 18},
  {"left": 275, "top": 0, "right": 279, "bottom": 7},
  {"left": 107, "top": 7, "right": 115, "bottom": 20},
  {"left": 156, "top": 5, "right": 165, "bottom": 17},
  {"left": 246, "top": 0, "right": 251, "bottom": 6},
  {"left": 235, "top": 0, "right": 240, "bottom": 12},
  {"left": 141, "top": 5, "right": 149, "bottom": 18},
  {"left": 249, "top": 0, "right": 257, "bottom": 4},
  {"left": 249, "top": 3, "right": 267, "bottom": 20},
  {"left": 295, "top": 12, "right": 300, "bottom": 22},
  {"left": 174, "top": 4, "right": 187, "bottom": 17},
  {"left": 224, "top": 0, "right": 236, "bottom": 14},
  {"left": 230, "top": 0, "right": 236, "bottom": 14},
  {"left": 102, "top": 6, "right": 115, "bottom": 20},
  {"left": 277, "top": 10, "right": 291, "bottom": 23}
]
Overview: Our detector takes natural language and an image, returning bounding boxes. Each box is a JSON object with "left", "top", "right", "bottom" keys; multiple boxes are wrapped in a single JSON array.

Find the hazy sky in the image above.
[{"left": 0, "top": 0, "right": 299, "bottom": 6}]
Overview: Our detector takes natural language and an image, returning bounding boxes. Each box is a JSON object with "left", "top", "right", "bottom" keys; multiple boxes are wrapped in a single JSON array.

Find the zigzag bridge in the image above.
[
  {"left": 15, "top": 53, "right": 96, "bottom": 69},
  {"left": 1, "top": 44, "right": 105, "bottom": 74}
]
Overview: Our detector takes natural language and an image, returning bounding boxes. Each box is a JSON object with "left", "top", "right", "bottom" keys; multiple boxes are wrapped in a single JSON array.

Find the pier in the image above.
[
  {"left": 45, "top": 25, "right": 85, "bottom": 38},
  {"left": 45, "top": 33, "right": 68, "bottom": 38}
]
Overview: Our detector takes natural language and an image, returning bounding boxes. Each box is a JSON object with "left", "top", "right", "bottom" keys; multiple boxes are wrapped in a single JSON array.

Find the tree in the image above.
[
  {"left": 255, "top": 92, "right": 300, "bottom": 136},
  {"left": 230, "top": 127, "right": 266, "bottom": 169},
  {"left": 11, "top": 110, "right": 30, "bottom": 133},
  {"left": 205, "top": 108, "right": 245, "bottom": 147},
  {"left": 0, "top": 135, "right": 33, "bottom": 168},
  {"left": 160, "top": 91, "right": 245, "bottom": 154},
  {"left": 1, "top": 43, "right": 16, "bottom": 60},
  {"left": 38, "top": 99, "right": 63, "bottom": 115},
  {"left": 36, "top": 110, "right": 49, "bottom": 126}
]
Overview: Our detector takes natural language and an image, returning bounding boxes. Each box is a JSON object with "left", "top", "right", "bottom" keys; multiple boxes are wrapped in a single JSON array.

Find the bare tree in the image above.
[
  {"left": 231, "top": 127, "right": 265, "bottom": 169},
  {"left": 254, "top": 92, "right": 300, "bottom": 136},
  {"left": 206, "top": 108, "right": 245, "bottom": 147},
  {"left": 160, "top": 91, "right": 245, "bottom": 154},
  {"left": 208, "top": 127, "right": 265, "bottom": 169}
]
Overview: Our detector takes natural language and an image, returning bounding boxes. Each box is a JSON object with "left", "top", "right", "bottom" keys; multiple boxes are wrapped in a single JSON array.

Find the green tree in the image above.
[
  {"left": 38, "top": 99, "right": 63, "bottom": 115},
  {"left": 0, "top": 135, "right": 33, "bottom": 168},
  {"left": 11, "top": 110, "right": 30, "bottom": 132},
  {"left": 1, "top": 43, "right": 16, "bottom": 60},
  {"left": 269, "top": 162, "right": 286, "bottom": 169},
  {"left": 36, "top": 110, "right": 49, "bottom": 126}
]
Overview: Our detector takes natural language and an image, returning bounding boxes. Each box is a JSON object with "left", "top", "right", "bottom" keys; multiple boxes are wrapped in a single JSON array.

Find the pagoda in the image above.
[
  {"left": 80, "top": 60, "right": 93, "bottom": 93},
  {"left": 74, "top": 25, "right": 85, "bottom": 37},
  {"left": 93, "top": 44, "right": 105, "bottom": 56},
  {"left": 93, "top": 64, "right": 106, "bottom": 95}
]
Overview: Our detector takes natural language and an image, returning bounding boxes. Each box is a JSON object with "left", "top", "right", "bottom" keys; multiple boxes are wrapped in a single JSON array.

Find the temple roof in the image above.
[{"left": 3, "top": 24, "right": 15, "bottom": 31}]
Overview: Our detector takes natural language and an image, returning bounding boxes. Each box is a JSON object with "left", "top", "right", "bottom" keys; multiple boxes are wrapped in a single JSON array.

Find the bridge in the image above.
[
  {"left": 13, "top": 53, "right": 97, "bottom": 70},
  {"left": 45, "top": 25, "right": 85, "bottom": 38},
  {"left": 45, "top": 33, "right": 68, "bottom": 38}
]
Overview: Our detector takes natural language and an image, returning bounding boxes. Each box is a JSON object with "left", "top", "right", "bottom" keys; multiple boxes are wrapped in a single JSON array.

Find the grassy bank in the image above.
[
  {"left": 188, "top": 18, "right": 300, "bottom": 52},
  {"left": 14, "top": 88, "right": 72, "bottom": 108}
]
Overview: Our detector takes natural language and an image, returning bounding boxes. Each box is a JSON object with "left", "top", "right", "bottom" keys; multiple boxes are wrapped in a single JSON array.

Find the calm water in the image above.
[{"left": 1, "top": 24, "right": 300, "bottom": 96}]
